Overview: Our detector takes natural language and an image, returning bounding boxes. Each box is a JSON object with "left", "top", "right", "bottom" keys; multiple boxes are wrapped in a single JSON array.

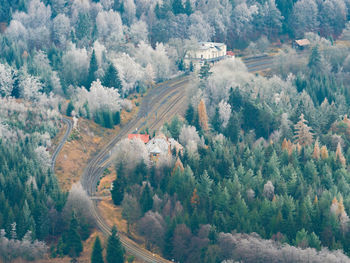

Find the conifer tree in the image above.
[
  {"left": 321, "top": 145, "right": 329, "bottom": 159},
  {"left": 111, "top": 173, "right": 126, "bottom": 206},
  {"left": 106, "top": 226, "right": 124, "bottom": 263},
  {"left": 184, "top": 0, "right": 193, "bottom": 15},
  {"left": 172, "top": 0, "right": 185, "bottom": 15},
  {"left": 313, "top": 140, "right": 320, "bottom": 160},
  {"left": 336, "top": 142, "right": 346, "bottom": 166},
  {"left": 198, "top": 99, "right": 209, "bottom": 131},
  {"left": 91, "top": 236, "right": 104, "bottom": 263},
  {"left": 102, "top": 63, "right": 122, "bottom": 92},
  {"left": 140, "top": 183, "right": 153, "bottom": 213},
  {"left": 66, "top": 213, "right": 83, "bottom": 258},
  {"left": 293, "top": 114, "right": 313, "bottom": 146},
  {"left": 199, "top": 62, "right": 212, "bottom": 80},
  {"left": 87, "top": 50, "right": 98, "bottom": 90}
]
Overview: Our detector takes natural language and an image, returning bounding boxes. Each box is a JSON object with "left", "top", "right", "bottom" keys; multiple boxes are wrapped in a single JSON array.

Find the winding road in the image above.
[
  {"left": 51, "top": 56, "right": 276, "bottom": 263},
  {"left": 51, "top": 117, "right": 73, "bottom": 172}
]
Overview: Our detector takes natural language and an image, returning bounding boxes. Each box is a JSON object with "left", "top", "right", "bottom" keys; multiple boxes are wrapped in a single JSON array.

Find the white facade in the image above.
[{"left": 184, "top": 42, "right": 227, "bottom": 69}]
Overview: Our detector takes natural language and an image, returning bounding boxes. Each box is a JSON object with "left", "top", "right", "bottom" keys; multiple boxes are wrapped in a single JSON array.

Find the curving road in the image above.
[{"left": 51, "top": 117, "right": 73, "bottom": 172}]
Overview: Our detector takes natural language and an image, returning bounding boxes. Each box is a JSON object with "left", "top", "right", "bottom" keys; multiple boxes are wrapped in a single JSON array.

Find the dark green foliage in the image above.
[
  {"left": 94, "top": 109, "right": 120, "bottom": 129},
  {"left": 66, "top": 101, "right": 75, "bottom": 117},
  {"left": 113, "top": 111, "right": 121, "bottom": 125},
  {"left": 106, "top": 226, "right": 124, "bottom": 263},
  {"left": 91, "top": 236, "right": 104, "bottom": 263},
  {"left": 87, "top": 50, "right": 98, "bottom": 90},
  {"left": 224, "top": 112, "right": 240, "bottom": 143},
  {"left": 111, "top": 172, "right": 126, "bottom": 206},
  {"left": 65, "top": 213, "right": 83, "bottom": 258},
  {"left": 113, "top": 0, "right": 124, "bottom": 13},
  {"left": 199, "top": 62, "right": 212, "bottom": 80},
  {"left": 172, "top": 0, "right": 185, "bottom": 15},
  {"left": 140, "top": 184, "right": 153, "bottom": 213},
  {"left": 184, "top": 0, "right": 193, "bottom": 16},
  {"left": 102, "top": 64, "right": 122, "bottom": 91}
]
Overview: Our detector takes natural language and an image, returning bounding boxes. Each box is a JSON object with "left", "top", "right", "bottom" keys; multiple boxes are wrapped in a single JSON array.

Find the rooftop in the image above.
[
  {"left": 128, "top": 134, "right": 150, "bottom": 144},
  {"left": 198, "top": 42, "right": 225, "bottom": 50},
  {"left": 295, "top": 39, "right": 310, "bottom": 46}
]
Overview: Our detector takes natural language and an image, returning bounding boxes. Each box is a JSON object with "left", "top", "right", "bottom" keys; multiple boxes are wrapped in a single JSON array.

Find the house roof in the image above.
[
  {"left": 226, "top": 51, "right": 235, "bottom": 56},
  {"left": 149, "top": 145, "right": 162, "bottom": 154},
  {"left": 128, "top": 134, "right": 150, "bottom": 144},
  {"left": 295, "top": 39, "right": 310, "bottom": 46},
  {"left": 198, "top": 42, "right": 225, "bottom": 50}
]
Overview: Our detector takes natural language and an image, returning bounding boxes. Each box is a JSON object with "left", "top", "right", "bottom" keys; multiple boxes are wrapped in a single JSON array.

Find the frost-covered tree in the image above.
[
  {"left": 0, "top": 63, "right": 15, "bottom": 97},
  {"left": 291, "top": 0, "right": 319, "bottom": 38},
  {"left": 53, "top": 14, "right": 71, "bottom": 47},
  {"left": 113, "top": 138, "right": 149, "bottom": 172},
  {"left": 218, "top": 100, "right": 231, "bottom": 128},
  {"left": 96, "top": 10, "right": 124, "bottom": 47},
  {"left": 61, "top": 43, "right": 89, "bottom": 87}
]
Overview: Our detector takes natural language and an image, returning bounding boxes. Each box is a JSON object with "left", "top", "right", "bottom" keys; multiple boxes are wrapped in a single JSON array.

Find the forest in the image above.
[{"left": 1, "top": 0, "right": 350, "bottom": 262}]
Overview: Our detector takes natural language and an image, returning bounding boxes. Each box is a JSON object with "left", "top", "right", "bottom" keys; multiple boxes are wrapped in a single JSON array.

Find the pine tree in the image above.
[
  {"left": 308, "top": 45, "right": 321, "bottom": 76},
  {"left": 67, "top": 101, "right": 75, "bottom": 117},
  {"left": 313, "top": 140, "right": 320, "bottom": 160},
  {"left": 87, "top": 50, "right": 98, "bottom": 90},
  {"left": 198, "top": 99, "right": 209, "bottom": 131},
  {"left": 184, "top": 0, "right": 193, "bottom": 15},
  {"left": 293, "top": 114, "right": 313, "bottom": 146},
  {"left": 106, "top": 226, "right": 124, "bottom": 263},
  {"left": 66, "top": 213, "right": 83, "bottom": 258},
  {"left": 321, "top": 145, "right": 329, "bottom": 159},
  {"left": 102, "top": 64, "right": 122, "bottom": 91},
  {"left": 111, "top": 173, "right": 126, "bottom": 206},
  {"left": 199, "top": 62, "right": 212, "bottom": 80},
  {"left": 91, "top": 236, "right": 104, "bottom": 263},
  {"left": 172, "top": 0, "right": 185, "bottom": 15},
  {"left": 140, "top": 183, "right": 153, "bottom": 213}
]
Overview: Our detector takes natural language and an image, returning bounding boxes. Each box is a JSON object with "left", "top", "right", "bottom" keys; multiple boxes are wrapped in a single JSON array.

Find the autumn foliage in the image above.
[{"left": 198, "top": 99, "right": 209, "bottom": 131}]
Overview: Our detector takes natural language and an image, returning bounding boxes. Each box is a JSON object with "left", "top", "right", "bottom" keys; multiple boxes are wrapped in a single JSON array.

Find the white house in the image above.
[{"left": 184, "top": 42, "right": 228, "bottom": 70}]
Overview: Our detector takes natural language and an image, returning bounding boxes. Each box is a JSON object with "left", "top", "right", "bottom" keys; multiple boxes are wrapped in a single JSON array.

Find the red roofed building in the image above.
[
  {"left": 128, "top": 134, "right": 150, "bottom": 144},
  {"left": 226, "top": 51, "right": 235, "bottom": 57}
]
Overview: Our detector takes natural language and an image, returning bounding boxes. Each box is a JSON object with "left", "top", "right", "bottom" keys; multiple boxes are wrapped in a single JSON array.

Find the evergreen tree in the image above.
[
  {"left": 106, "top": 226, "right": 124, "bottom": 263},
  {"left": 185, "top": 104, "right": 195, "bottom": 125},
  {"left": 140, "top": 183, "right": 153, "bottom": 213},
  {"left": 199, "top": 62, "right": 212, "bottom": 80},
  {"left": 113, "top": 111, "right": 121, "bottom": 125},
  {"left": 66, "top": 213, "right": 83, "bottom": 258},
  {"left": 67, "top": 101, "right": 75, "bottom": 117},
  {"left": 87, "top": 50, "right": 98, "bottom": 90},
  {"left": 91, "top": 236, "right": 104, "bottom": 263},
  {"left": 172, "top": 0, "right": 185, "bottom": 15},
  {"left": 111, "top": 173, "right": 126, "bottom": 206},
  {"left": 102, "top": 64, "right": 122, "bottom": 91},
  {"left": 308, "top": 45, "right": 321, "bottom": 76},
  {"left": 184, "top": 0, "right": 193, "bottom": 16}
]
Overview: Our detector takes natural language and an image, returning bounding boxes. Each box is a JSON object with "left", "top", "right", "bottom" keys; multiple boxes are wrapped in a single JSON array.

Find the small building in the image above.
[
  {"left": 128, "top": 134, "right": 150, "bottom": 144},
  {"left": 146, "top": 133, "right": 183, "bottom": 162},
  {"left": 293, "top": 39, "right": 311, "bottom": 50},
  {"left": 226, "top": 51, "right": 235, "bottom": 57},
  {"left": 184, "top": 42, "right": 227, "bottom": 70}
]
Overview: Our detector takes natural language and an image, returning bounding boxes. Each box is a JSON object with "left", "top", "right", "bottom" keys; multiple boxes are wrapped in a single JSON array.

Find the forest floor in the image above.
[{"left": 53, "top": 95, "right": 141, "bottom": 192}]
